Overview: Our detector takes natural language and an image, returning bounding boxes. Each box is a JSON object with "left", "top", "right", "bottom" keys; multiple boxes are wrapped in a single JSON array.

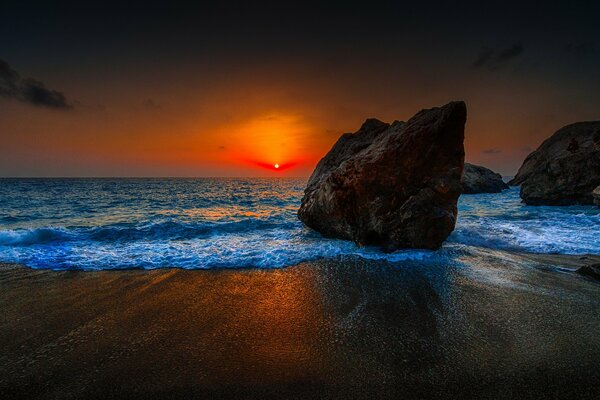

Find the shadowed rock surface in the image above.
[
  {"left": 461, "top": 163, "right": 508, "bottom": 194},
  {"left": 509, "top": 121, "right": 600, "bottom": 205},
  {"left": 298, "top": 101, "right": 466, "bottom": 251},
  {"left": 577, "top": 263, "right": 600, "bottom": 281},
  {"left": 593, "top": 185, "right": 600, "bottom": 205}
]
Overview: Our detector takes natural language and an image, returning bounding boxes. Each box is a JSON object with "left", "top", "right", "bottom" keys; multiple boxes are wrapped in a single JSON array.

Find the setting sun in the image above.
[{"left": 274, "top": 164, "right": 279, "bottom": 169}]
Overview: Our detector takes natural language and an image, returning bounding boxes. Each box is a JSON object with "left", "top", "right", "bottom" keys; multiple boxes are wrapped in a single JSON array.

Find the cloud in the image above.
[
  {"left": 520, "top": 145, "right": 533, "bottom": 153},
  {"left": 259, "top": 116, "right": 280, "bottom": 121},
  {"left": 142, "top": 98, "right": 164, "bottom": 110},
  {"left": 472, "top": 43, "right": 524, "bottom": 69},
  {"left": 472, "top": 47, "right": 494, "bottom": 68},
  {"left": 0, "top": 59, "right": 72, "bottom": 109},
  {"left": 564, "top": 42, "right": 596, "bottom": 55},
  {"left": 482, "top": 148, "right": 502, "bottom": 154},
  {"left": 496, "top": 43, "right": 524, "bottom": 62}
]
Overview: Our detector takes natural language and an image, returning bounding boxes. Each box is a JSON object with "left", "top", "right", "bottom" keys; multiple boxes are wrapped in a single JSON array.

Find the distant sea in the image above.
[{"left": 0, "top": 178, "right": 598, "bottom": 270}]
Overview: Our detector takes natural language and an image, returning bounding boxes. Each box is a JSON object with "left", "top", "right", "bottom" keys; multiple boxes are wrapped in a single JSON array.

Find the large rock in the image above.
[
  {"left": 461, "top": 163, "right": 509, "bottom": 194},
  {"left": 593, "top": 185, "right": 600, "bottom": 206},
  {"left": 509, "top": 121, "right": 600, "bottom": 205},
  {"left": 298, "top": 101, "right": 466, "bottom": 251}
]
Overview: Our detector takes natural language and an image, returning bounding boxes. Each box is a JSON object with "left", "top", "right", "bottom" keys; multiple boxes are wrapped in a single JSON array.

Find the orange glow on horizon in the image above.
[
  {"left": 209, "top": 112, "right": 316, "bottom": 175},
  {"left": 249, "top": 160, "right": 299, "bottom": 172},
  {"left": 0, "top": 58, "right": 581, "bottom": 178}
]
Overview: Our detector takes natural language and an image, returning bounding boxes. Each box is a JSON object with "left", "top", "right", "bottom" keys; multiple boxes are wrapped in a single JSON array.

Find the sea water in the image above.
[{"left": 0, "top": 178, "right": 598, "bottom": 270}]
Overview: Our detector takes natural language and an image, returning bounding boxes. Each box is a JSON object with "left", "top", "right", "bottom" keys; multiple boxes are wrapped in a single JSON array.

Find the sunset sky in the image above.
[{"left": 1, "top": 1, "right": 600, "bottom": 177}]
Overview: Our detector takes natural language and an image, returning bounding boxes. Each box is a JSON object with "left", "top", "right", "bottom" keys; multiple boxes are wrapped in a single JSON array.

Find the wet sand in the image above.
[{"left": 1, "top": 252, "right": 600, "bottom": 400}]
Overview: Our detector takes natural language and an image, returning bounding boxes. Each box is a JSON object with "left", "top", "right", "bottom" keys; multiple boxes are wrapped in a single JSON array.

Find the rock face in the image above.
[
  {"left": 298, "top": 101, "right": 466, "bottom": 251},
  {"left": 577, "top": 264, "right": 600, "bottom": 282},
  {"left": 509, "top": 121, "right": 600, "bottom": 205},
  {"left": 593, "top": 185, "right": 600, "bottom": 206},
  {"left": 461, "top": 163, "right": 509, "bottom": 194}
]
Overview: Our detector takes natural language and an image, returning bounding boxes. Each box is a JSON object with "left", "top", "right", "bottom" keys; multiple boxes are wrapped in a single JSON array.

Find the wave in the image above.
[
  {"left": 0, "top": 181, "right": 598, "bottom": 270},
  {"left": 0, "top": 234, "right": 430, "bottom": 271},
  {"left": 0, "top": 219, "right": 297, "bottom": 246},
  {"left": 450, "top": 216, "right": 600, "bottom": 254},
  {"left": 1, "top": 210, "right": 598, "bottom": 269},
  {"left": 87, "top": 219, "right": 296, "bottom": 243},
  {"left": 0, "top": 228, "right": 73, "bottom": 246}
]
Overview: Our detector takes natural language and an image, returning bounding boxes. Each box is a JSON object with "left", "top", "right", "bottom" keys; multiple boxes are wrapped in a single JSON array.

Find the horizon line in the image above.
[{"left": 0, "top": 176, "right": 311, "bottom": 179}]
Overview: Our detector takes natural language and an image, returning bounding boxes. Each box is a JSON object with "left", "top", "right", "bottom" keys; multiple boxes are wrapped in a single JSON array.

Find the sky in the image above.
[{"left": 1, "top": 1, "right": 600, "bottom": 177}]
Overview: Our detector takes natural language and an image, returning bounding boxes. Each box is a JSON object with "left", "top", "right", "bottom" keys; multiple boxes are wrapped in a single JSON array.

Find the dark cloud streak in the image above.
[
  {"left": 472, "top": 42, "right": 524, "bottom": 69},
  {"left": 142, "top": 98, "right": 164, "bottom": 110},
  {"left": 564, "top": 42, "right": 596, "bottom": 55},
  {"left": 472, "top": 47, "right": 494, "bottom": 68},
  {"left": 482, "top": 148, "right": 502, "bottom": 154},
  {"left": 496, "top": 43, "right": 524, "bottom": 62},
  {"left": 0, "top": 59, "right": 72, "bottom": 109}
]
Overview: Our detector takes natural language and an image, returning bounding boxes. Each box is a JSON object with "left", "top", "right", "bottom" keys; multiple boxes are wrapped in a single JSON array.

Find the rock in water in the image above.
[
  {"left": 298, "top": 101, "right": 466, "bottom": 251},
  {"left": 509, "top": 122, "right": 600, "bottom": 205},
  {"left": 461, "top": 163, "right": 509, "bottom": 194},
  {"left": 593, "top": 185, "right": 600, "bottom": 206}
]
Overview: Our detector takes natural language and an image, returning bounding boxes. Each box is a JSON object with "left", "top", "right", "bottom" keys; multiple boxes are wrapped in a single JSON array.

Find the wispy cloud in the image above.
[
  {"left": 472, "top": 48, "right": 494, "bottom": 68},
  {"left": 0, "top": 59, "right": 73, "bottom": 109},
  {"left": 564, "top": 42, "right": 596, "bottom": 55},
  {"left": 472, "top": 43, "right": 524, "bottom": 69},
  {"left": 482, "top": 148, "right": 502, "bottom": 154},
  {"left": 142, "top": 98, "right": 165, "bottom": 110},
  {"left": 520, "top": 145, "right": 533, "bottom": 153}
]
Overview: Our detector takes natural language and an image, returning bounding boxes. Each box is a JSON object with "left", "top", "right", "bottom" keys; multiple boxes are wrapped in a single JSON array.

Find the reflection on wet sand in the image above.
[{"left": 1, "top": 252, "right": 600, "bottom": 399}]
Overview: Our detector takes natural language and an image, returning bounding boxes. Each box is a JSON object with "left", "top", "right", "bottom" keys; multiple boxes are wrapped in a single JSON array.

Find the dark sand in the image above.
[{"left": 1, "top": 252, "right": 600, "bottom": 400}]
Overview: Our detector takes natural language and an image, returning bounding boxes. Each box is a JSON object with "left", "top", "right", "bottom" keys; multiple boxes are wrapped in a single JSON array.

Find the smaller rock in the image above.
[
  {"left": 593, "top": 185, "right": 600, "bottom": 206},
  {"left": 461, "top": 163, "right": 509, "bottom": 194},
  {"left": 508, "top": 121, "right": 600, "bottom": 205},
  {"left": 577, "top": 264, "right": 600, "bottom": 281}
]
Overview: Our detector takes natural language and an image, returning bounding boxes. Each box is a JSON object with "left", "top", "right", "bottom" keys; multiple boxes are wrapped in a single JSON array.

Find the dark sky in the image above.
[{"left": 1, "top": 1, "right": 599, "bottom": 176}]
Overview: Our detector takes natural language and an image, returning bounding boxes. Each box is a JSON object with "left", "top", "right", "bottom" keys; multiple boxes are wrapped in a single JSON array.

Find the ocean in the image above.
[{"left": 0, "top": 178, "right": 598, "bottom": 270}]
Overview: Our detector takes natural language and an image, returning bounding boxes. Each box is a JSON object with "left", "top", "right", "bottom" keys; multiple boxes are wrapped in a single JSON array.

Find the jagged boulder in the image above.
[
  {"left": 298, "top": 101, "right": 466, "bottom": 251},
  {"left": 509, "top": 122, "right": 600, "bottom": 205},
  {"left": 461, "top": 163, "right": 509, "bottom": 194},
  {"left": 593, "top": 185, "right": 600, "bottom": 206}
]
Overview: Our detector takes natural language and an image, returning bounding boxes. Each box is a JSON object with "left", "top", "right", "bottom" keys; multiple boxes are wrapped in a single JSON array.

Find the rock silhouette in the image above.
[{"left": 461, "top": 163, "right": 508, "bottom": 194}]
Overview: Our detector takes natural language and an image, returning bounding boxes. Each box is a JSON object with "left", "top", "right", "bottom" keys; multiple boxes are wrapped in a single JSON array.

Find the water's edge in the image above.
[{"left": 0, "top": 179, "right": 598, "bottom": 270}]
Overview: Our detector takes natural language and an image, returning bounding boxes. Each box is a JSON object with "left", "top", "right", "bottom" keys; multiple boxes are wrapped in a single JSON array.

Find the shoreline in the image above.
[
  {"left": 2, "top": 250, "right": 600, "bottom": 399},
  {"left": 511, "top": 251, "right": 600, "bottom": 270},
  {"left": 2, "top": 248, "right": 599, "bottom": 272}
]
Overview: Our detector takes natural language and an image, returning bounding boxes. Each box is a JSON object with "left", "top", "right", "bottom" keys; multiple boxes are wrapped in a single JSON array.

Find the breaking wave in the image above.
[{"left": 0, "top": 179, "right": 598, "bottom": 270}]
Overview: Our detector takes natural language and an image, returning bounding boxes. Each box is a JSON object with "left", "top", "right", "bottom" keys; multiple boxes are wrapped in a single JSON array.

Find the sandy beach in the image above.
[{"left": 2, "top": 252, "right": 600, "bottom": 400}]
